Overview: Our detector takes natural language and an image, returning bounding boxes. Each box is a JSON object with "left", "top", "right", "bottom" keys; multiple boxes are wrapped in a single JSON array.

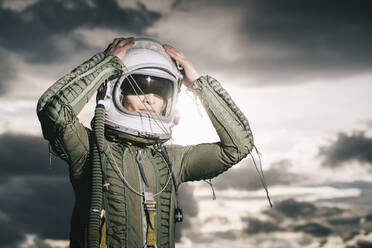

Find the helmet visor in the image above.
[{"left": 119, "top": 74, "right": 174, "bottom": 116}]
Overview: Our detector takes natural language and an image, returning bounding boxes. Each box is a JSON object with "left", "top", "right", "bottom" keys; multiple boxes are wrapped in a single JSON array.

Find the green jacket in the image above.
[{"left": 37, "top": 52, "right": 254, "bottom": 248}]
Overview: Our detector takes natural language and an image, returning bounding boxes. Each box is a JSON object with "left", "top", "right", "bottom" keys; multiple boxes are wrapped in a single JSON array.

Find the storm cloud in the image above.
[
  {"left": 169, "top": 0, "right": 372, "bottom": 85},
  {"left": 241, "top": 198, "right": 372, "bottom": 246},
  {"left": 242, "top": 199, "right": 337, "bottom": 237},
  {"left": 269, "top": 198, "right": 343, "bottom": 219},
  {"left": 175, "top": 183, "right": 199, "bottom": 242},
  {"left": 0, "top": 217, "right": 25, "bottom": 248},
  {"left": 0, "top": 176, "right": 73, "bottom": 239},
  {"left": 0, "top": 0, "right": 161, "bottom": 63},
  {"left": 243, "top": 0, "right": 372, "bottom": 73},
  {"left": 0, "top": 133, "right": 67, "bottom": 181},
  {"left": 1, "top": 0, "right": 371, "bottom": 99},
  {"left": 319, "top": 130, "right": 372, "bottom": 168},
  {"left": 0, "top": 49, "right": 16, "bottom": 95},
  {"left": 242, "top": 217, "right": 282, "bottom": 234},
  {"left": 0, "top": 133, "right": 72, "bottom": 245},
  {"left": 357, "top": 240, "right": 372, "bottom": 248},
  {"left": 213, "top": 159, "right": 304, "bottom": 191},
  {"left": 293, "top": 223, "right": 332, "bottom": 237}
]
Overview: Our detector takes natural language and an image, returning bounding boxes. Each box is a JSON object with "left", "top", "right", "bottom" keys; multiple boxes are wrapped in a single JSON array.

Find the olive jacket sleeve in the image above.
[
  {"left": 36, "top": 53, "right": 123, "bottom": 177},
  {"left": 167, "top": 75, "right": 254, "bottom": 184}
]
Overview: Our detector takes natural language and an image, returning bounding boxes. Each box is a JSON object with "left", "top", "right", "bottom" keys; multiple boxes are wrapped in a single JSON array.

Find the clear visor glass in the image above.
[{"left": 119, "top": 74, "right": 174, "bottom": 117}]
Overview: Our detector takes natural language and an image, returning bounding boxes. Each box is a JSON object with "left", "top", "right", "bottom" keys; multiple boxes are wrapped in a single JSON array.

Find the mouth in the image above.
[{"left": 138, "top": 109, "right": 155, "bottom": 113}]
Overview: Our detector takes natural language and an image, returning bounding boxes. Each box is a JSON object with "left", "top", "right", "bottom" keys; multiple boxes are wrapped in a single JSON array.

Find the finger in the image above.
[
  {"left": 163, "top": 44, "right": 184, "bottom": 55},
  {"left": 122, "top": 41, "right": 135, "bottom": 49},
  {"left": 118, "top": 37, "right": 134, "bottom": 47},
  {"left": 112, "top": 37, "right": 124, "bottom": 46},
  {"left": 163, "top": 44, "right": 173, "bottom": 49},
  {"left": 105, "top": 38, "right": 122, "bottom": 53},
  {"left": 164, "top": 49, "right": 177, "bottom": 60},
  {"left": 165, "top": 51, "right": 183, "bottom": 64},
  {"left": 163, "top": 44, "right": 180, "bottom": 54},
  {"left": 163, "top": 45, "right": 186, "bottom": 60},
  {"left": 165, "top": 49, "right": 186, "bottom": 63},
  {"left": 163, "top": 44, "right": 177, "bottom": 49},
  {"left": 117, "top": 41, "right": 134, "bottom": 53},
  {"left": 163, "top": 45, "right": 179, "bottom": 55}
]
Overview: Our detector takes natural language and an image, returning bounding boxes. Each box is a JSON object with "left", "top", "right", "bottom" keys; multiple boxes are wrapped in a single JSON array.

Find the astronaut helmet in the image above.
[{"left": 97, "top": 37, "right": 183, "bottom": 144}]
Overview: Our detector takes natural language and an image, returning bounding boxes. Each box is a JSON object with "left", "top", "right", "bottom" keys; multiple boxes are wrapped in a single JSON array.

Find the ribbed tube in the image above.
[{"left": 88, "top": 104, "right": 106, "bottom": 248}]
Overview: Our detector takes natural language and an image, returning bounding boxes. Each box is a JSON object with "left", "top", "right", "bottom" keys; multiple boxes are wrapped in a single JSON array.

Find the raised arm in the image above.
[
  {"left": 163, "top": 45, "right": 254, "bottom": 183},
  {"left": 36, "top": 38, "right": 133, "bottom": 174}
]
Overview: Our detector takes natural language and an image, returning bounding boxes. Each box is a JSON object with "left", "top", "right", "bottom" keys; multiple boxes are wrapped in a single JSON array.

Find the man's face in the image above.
[{"left": 122, "top": 93, "right": 165, "bottom": 115}]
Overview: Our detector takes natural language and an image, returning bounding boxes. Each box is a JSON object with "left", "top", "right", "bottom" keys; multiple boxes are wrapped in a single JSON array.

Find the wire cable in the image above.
[
  {"left": 106, "top": 145, "right": 173, "bottom": 197},
  {"left": 121, "top": 65, "right": 172, "bottom": 137}
]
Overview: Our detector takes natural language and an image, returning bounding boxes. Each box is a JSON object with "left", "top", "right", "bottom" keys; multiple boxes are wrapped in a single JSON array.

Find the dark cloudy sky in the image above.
[{"left": 1, "top": 0, "right": 372, "bottom": 247}]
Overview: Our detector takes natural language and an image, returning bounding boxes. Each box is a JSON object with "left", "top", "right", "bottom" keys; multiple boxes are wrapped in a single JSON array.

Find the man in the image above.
[{"left": 37, "top": 37, "right": 254, "bottom": 248}]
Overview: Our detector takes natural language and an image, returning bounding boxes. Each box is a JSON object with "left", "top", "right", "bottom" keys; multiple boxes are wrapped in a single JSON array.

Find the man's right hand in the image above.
[{"left": 104, "top": 37, "right": 135, "bottom": 61}]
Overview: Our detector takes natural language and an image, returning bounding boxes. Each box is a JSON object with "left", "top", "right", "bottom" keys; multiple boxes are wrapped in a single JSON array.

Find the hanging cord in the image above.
[
  {"left": 48, "top": 143, "right": 56, "bottom": 170},
  {"left": 122, "top": 74, "right": 169, "bottom": 136},
  {"left": 250, "top": 145, "right": 272, "bottom": 208},
  {"left": 186, "top": 83, "right": 270, "bottom": 205},
  {"left": 119, "top": 64, "right": 182, "bottom": 223},
  {"left": 108, "top": 65, "right": 179, "bottom": 200},
  {"left": 106, "top": 145, "right": 173, "bottom": 197},
  {"left": 136, "top": 150, "right": 150, "bottom": 187},
  {"left": 121, "top": 66, "right": 181, "bottom": 198},
  {"left": 203, "top": 179, "right": 216, "bottom": 200},
  {"left": 128, "top": 73, "right": 171, "bottom": 136},
  {"left": 47, "top": 142, "right": 68, "bottom": 170},
  {"left": 158, "top": 144, "right": 184, "bottom": 223},
  {"left": 121, "top": 65, "right": 172, "bottom": 136},
  {"left": 120, "top": 65, "right": 179, "bottom": 147},
  {"left": 158, "top": 145, "right": 180, "bottom": 199}
]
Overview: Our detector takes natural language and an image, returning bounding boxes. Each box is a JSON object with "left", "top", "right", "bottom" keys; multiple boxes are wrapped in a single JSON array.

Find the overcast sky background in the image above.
[{"left": 1, "top": 0, "right": 372, "bottom": 247}]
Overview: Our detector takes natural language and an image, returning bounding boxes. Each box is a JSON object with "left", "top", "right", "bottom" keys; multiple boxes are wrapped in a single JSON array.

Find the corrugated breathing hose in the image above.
[{"left": 88, "top": 103, "right": 106, "bottom": 248}]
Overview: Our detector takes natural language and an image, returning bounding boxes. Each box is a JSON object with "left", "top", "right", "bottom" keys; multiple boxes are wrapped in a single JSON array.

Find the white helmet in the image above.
[{"left": 97, "top": 37, "right": 183, "bottom": 144}]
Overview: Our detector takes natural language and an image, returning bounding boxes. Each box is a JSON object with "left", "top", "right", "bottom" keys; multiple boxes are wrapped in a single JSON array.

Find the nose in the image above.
[{"left": 143, "top": 93, "right": 155, "bottom": 104}]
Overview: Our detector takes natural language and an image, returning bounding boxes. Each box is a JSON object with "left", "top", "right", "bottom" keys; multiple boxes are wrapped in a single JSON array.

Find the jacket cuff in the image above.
[{"left": 186, "top": 75, "right": 208, "bottom": 91}]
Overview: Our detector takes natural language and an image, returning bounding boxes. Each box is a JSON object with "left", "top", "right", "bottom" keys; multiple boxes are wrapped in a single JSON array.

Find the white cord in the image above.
[
  {"left": 122, "top": 65, "right": 171, "bottom": 136},
  {"left": 114, "top": 65, "right": 178, "bottom": 203},
  {"left": 106, "top": 145, "right": 173, "bottom": 197}
]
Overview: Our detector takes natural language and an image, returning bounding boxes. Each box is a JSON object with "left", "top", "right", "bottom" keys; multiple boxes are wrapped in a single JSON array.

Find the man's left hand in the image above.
[{"left": 163, "top": 44, "right": 200, "bottom": 87}]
